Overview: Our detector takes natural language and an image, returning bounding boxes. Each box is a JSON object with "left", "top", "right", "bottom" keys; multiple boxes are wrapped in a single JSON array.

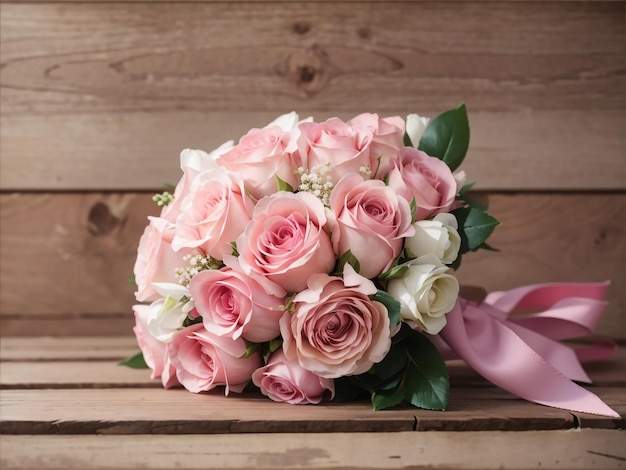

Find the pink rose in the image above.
[
  {"left": 296, "top": 117, "right": 375, "bottom": 184},
  {"left": 387, "top": 148, "right": 457, "bottom": 220},
  {"left": 133, "top": 217, "right": 192, "bottom": 302},
  {"left": 161, "top": 145, "right": 232, "bottom": 223},
  {"left": 167, "top": 323, "right": 261, "bottom": 394},
  {"left": 347, "top": 113, "right": 405, "bottom": 177},
  {"left": 133, "top": 305, "right": 181, "bottom": 388},
  {"left": 236, "top": 191, "right": 335, "bottom": 294},
  {"left": 132, "top": 304, "right": 166, "bottom": 379},
  {"left": 218, "top": 124, "right": 298, "bottom": 200},
  {"left": 189, "top": 260, "right": 285, "bottom": 343},
  {"left": 280, "top": 264, "right": 391, "bottom": 378},
  {"left": 171, "top": 167, "right": 254, "bottom": 260},
  {"left": 252, "top": 348, "right": 334, "bottom": 404},
  {"left": 329, "top": 174, "right": 414, "bottom": 279}
]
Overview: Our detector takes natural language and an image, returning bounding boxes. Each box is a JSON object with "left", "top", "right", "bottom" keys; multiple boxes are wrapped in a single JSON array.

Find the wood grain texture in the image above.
[
  {"left": 2, "top": 337, "right": 624, "bottom": 386},
  {"left": 0, "top": 387, "right": 586, "bottom": 433},
  {"left": 2, "top": 350, "right": 623, "bottom": 390},
  {"left": 1, "top": 2, "right": 624, "bottom": 190},
  {"left": 1, "top": 192, "right": 624, "bottom": 338},
  {"left": 1, "top": 430, "right": 625, "bottom": 470},
  {"left": 0, "top": 361, "right": 159, "bottom": 389},
  {"left": 0, "top": 339, "right": 623, "bottom": 469},
  {"left": 0, "top": 336, "right": 142, "bottom": 361},
  {"left": 2, "top": 110, "right": 624, "bottom": 191}
]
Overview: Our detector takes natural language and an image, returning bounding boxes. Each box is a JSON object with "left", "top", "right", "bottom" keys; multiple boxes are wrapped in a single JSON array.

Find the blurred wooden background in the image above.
[{"left": 1, "top": 1, "right": 624, "bottom": 339}]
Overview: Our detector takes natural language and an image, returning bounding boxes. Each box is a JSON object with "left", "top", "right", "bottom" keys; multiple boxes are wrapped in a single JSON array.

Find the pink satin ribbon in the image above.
[{"left": 436, "top": 282, "right": 620, "bottom": 418}]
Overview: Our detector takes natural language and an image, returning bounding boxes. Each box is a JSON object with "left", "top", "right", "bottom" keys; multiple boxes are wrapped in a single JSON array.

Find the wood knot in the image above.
[
  {"left": 87, "top": 202, "right": 119, "bottom": 236},
  {"left": 357, "top": 26, "right": 371, "bottom": 40},
  {"left": 298, "top": 65, "right": 317, "bottom": 84},
  {"left": 292, "top": 21, "right": 311, "bottom": 35},
  {"left": 276, "top": 45, "right": 329, "bottom": 96}
]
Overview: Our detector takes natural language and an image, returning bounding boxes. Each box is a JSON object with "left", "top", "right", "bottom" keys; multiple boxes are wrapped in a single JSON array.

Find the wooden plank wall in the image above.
[{"left": 1, "top": 1, "right": 624, "bottom": 339}]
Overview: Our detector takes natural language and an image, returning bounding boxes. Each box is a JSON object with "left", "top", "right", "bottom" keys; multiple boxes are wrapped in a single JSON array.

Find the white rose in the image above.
[
  {"left": 146, "top": 283, "right": 194, "bottom": 342},
  {"left": 453, "top": 170, "right": 468, "bottom": 194},
  {"left": 387, "top": 255, "right": 459, "bottom": 334},
  {"left": 179, "top": 141, "right": 234, "bottom": 172},
  {"left": 405, "top": 213, "right": 461, "bottom": 264},
  {"left": 405, "top": 113, "right": 430, "bottom": 147}
]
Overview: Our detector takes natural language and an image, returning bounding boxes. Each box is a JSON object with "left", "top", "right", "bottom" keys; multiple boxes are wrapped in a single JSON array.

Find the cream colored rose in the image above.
[
  {"left": 405, "top": 213, "right": 461, "bottom": 265},
  {"left": 387, "top": 255, "right": 459, "bottom": 334},
  {"left": 405, "top": 113, "right": 430, "bottom": 146}
]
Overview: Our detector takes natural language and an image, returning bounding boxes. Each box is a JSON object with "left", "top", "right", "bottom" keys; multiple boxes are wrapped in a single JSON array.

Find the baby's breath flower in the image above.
[
  {"left": 295, "top": 163, "right": 334, "bottom": 207},
  {"left": 152, "top": 191, "right": 174, "bottom": 207},
  {"left": 359, "top": 165, "right": 372, "bottom": 179},
  {"left": 174, "top": 254, "right": 223, "bottom": 286}
]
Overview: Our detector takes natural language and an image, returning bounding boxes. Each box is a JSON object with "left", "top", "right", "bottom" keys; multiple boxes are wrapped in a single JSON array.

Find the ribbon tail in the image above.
[{"left": 439, "top": 301, "right": 620, "bottom": 418}]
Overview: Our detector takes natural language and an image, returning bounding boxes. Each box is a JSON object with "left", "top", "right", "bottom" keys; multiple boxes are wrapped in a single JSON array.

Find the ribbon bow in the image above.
[{"left": 436, "top": 282, "right": 619, "bottom": 418}]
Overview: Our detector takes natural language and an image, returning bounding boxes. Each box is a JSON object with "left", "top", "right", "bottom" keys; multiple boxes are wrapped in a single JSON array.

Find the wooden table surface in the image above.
[{"left": 1, "top": 337, "right": 625, "bottom": 469}]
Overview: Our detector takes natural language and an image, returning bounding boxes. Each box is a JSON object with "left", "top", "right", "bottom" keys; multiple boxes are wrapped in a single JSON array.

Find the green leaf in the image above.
[
  {"left": 230, "top": 241, "right": 239, "bottom": 257},
  {"left": 240, "top": 339, "right": 260, "bottom": 359},
  {"left": 334, "top": 250, "right": 361, "bottom": 275},
  {"left": 409, "top": 196, "right": 417, "bottom": 223},
  {"left": 372, "top": 383, "right": 406, "bottom": 411},
  {"left": 371, "top": 290, "right": 401, "bottom": 329},
  {"left": 371, "top": 341, "right": 407, "bottom": 381},
  {"left": 377, "top": 264, "right": 409, "bottom": 282},
  {"left": 403, "top": 328, "right": 449, "bottom": 411},
  {"left": 127, "top": 276, "right": 136, "bottom": 285},
  {"left": 334, "top": 377, "right": 369, "bottom": 402},
  {"left": 403, "top": 132, "right": 414, "bottom": 148},
  {"left": 478, "top": 241, "right": 500, "bottom": 252},
  {"left": 276, "top": 175, "right": 295, "bottom": 192},
  {"left": 119, "top": 351, "right": 149, "bottom": 369},
  {"left": 458, "top": 181, "right": 475, "bottom": 198},
  {"left": 463, "top": 208, "right": 501, "bottom": 251},
  {"left": 269, "top": 337, "right": 283, "bottom": 353},
  {"left": 418, "top": 103, "right": 470, "bottom": 172}
]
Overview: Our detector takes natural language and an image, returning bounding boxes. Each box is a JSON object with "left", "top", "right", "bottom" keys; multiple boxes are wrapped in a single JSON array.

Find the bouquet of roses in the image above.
[{"left": 124, "top": 105, "right": 619, "bottom": 417}]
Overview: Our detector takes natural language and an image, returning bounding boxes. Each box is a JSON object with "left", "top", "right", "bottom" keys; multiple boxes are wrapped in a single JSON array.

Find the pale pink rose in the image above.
[
  {"left": 133, "top": 217, "right": 193, "bottom": 302},
  {"left": 171, "top": 167, "right": 254, "bottom": 260},
  {"left": 167, "top": 323, "right": 261, "bottom": 394},
  {"left": 347, "top": 113, "right": 405, "bottom": 178},
  {"left": 296, "top": 117, "right": 375, "bottom": 184},
  {"left": 218, "top": 125, "right": 298, "bottom": 200},
  {"left": 134, "top": 304, "right": 180, "bottom": 388},
  {"left": 160, "top": 350, "right": 181, "bottom": 389},
  {"left": 236, "top": 191, "right": 335, "bottom": 294},
  {"left": 161, "top": 145, "right": 233, "bottom": 223},
  {"left": 252, "top": 349, "right": 334, "bottom": 404},
  {"left": 189, "top": 261, "right": 285, "bottom": 343},
  {"left": 387, "top": 148, "right": 457, "bottom": 220},
  {"left": 329, "top": 174, "right": 414, "bottom": 279},
  {"left": 132, "top": 304, "right": 166, "bottom": 380},
  {"left": 280, "top": 264, "right": 391, "bottom": 378}
]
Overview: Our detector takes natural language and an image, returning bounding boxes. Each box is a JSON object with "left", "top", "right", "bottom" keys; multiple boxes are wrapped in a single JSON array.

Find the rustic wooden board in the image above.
[
  {"left": 0, "top": 336, "right": 141, "bottom": 361},
  {"left": 1, "top": 193, "right": 623, "bottom": 338},
  {"left": 2, "top": 430, "right": 625, "bottom": 470},
  {"left": 2, "top": 110, "right": 624, "bottom": 191},
  {"left": 0, "top": 387, "right": 586, "bottom": 434},
  {"left": 2, "top": 337, "right": 624, "bottom": 387},
  {"left": 0, "top": 361, "right": 159, "bottom": 388},
  {"left": 0, "top": 336, "right": 142, "bottom": 361},
  {"left": 0, "top": 337, "right": 623, "bottom": 469},
  {"left": 1, "top": 2, "right": 624, "bottom": 190},
  {"left": 0, "top": 346, "right": 624, "bottom": 434},
  {"left": 3, "top": 3, "right": 621, "bottom": 114}
]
